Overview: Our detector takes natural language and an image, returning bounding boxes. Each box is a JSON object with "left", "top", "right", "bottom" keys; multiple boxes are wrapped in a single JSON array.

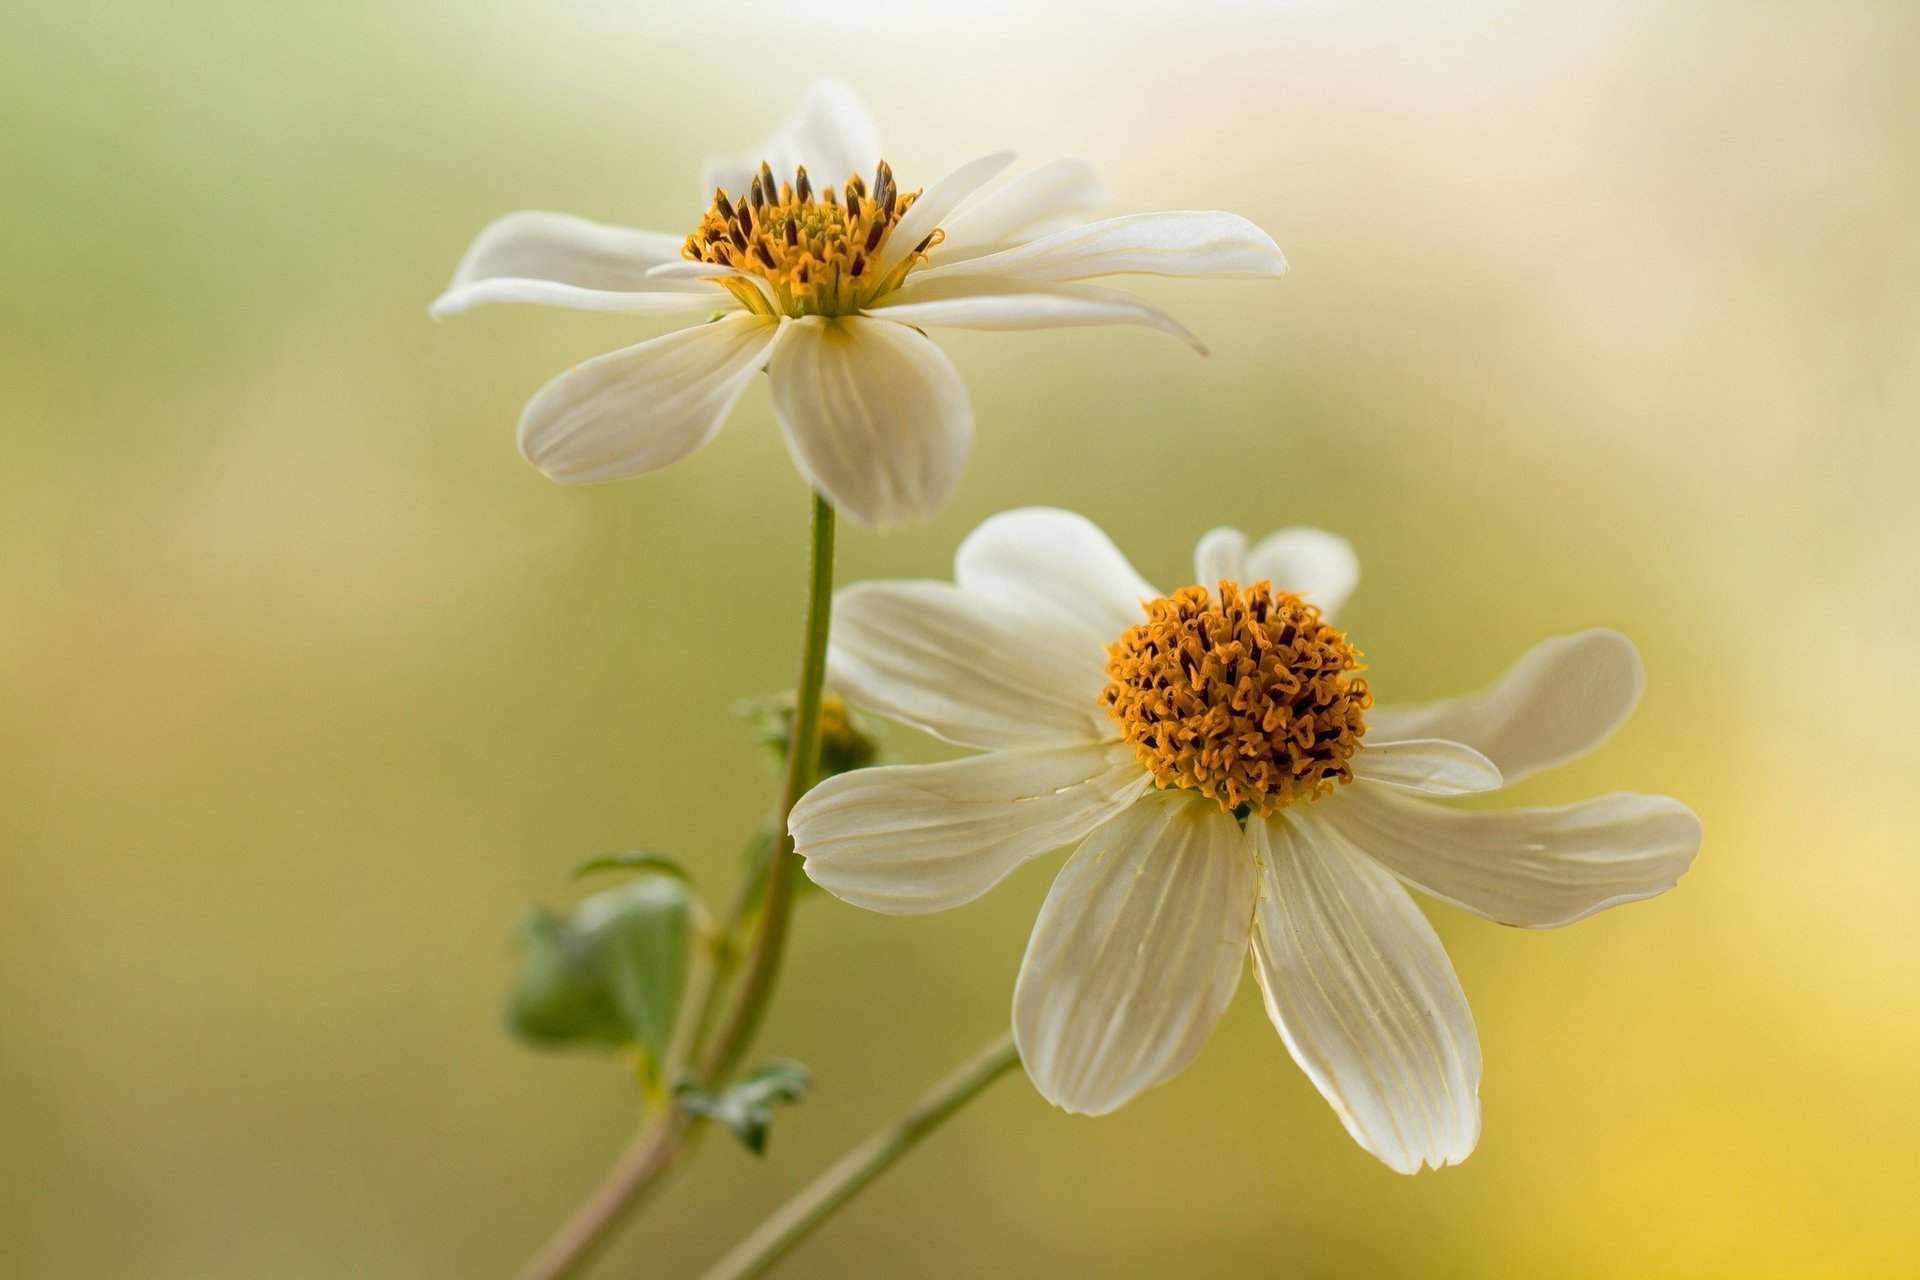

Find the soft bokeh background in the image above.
[{"left": 5, "top": 1, "right": 1917, "bottom": 1276}]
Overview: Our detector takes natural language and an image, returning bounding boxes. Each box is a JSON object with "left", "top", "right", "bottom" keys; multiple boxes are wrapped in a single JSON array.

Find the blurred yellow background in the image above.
[{"left": 4, "top": 1, "right": 1917, "bottom": 1276}]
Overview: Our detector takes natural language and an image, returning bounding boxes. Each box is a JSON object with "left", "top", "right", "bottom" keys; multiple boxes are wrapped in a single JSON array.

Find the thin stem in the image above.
[
  {"left": 514, "top": 492, "right": 838, "bottom": 1280},
  {"left": 513, "top": 1108, "right": 691, "bottom": 1280},
  {"left": 698, "top": 1033, "right": 1022, "bottom": 1280},
  {"left": 696, "top": 490, "right": 836, "bottom": 1081}
]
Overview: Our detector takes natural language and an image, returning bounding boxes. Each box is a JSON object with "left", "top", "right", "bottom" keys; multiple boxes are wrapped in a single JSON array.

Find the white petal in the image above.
[
  {"left": 1245, "top": 527, "right": 1360, "bottom": 619},
  {"left": 1318, "top": 782, "right": 1702, "bottom": 929},
  {"left": 767, "top": 317, "right": 973, "bottom": 527},
  {"left": 867, "top": 276, "right": 1204, "bottom": 352},
  {"left": 829, "top": 581, "right": 1113, "bottom": 750},
  {"left": 431, "top": 210, "right": 727, "bottom": 317},
  {"left": 872, "top": 151, "right": 1016, "bottom": 280},
  {"left": 644, "top": 260, "right": 748, "bottom": 281},
  {"left": 517, "top": 314, "right": 782, "bottom": 483},
  {"left": 1250, "top": 811, "right": 1481, "bottom": 1175},
  {"left": 1351, "top": 740, "right": 1502, "bottom": 795},
  {"left": 701, "top": 77, "right": 883, "bottom": 196},
  {"left": 1015, "top": 790, "right": 1257, "bottom": 1116},
  {"left": 953, "top": 507, "right": 1158, "bottom": 648},
  {"left": 938, "top": 157, "right": 1108, "bottom": 259},
  {"left": 918, "top": 211, "right": 1286, "bottom": 284},
  {"left": 432, "top": 279, "right": 732, "bottom": 317},
  {"left": 792, "top": 743, "right": 1152, "bottom": 914},
  {"left": 1192, "top": 527, "right": 1248, "bottom": 588},
  {"left": 1367, "top": 630, "right": 1645, "bottom": 784}
]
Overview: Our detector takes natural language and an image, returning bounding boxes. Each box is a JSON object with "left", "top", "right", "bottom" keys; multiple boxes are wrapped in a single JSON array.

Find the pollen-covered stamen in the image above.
[
  {"left": 682, "top": 159, "right": 939, "bottom": 318},
  {"left": 1101, "top": 582, "right": 1372, "bottom": 818}
]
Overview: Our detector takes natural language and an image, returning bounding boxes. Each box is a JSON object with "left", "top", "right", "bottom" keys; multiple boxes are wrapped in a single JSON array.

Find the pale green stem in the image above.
[
  {"left": 697, "top": 1033, "right": 1022, "bottom": 1280},
  {"left": 514, "top": 492, "right": 838, "bottom": 1280}
]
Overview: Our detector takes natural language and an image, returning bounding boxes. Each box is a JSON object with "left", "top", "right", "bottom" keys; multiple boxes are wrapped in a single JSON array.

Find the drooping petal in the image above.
[
  {"left": 1367, "top": 630, "right": 1645, "bottom": 784},
  {"left": 1350, "top": 740, "right": 1502, "bottom": 795},
  {"left": 1244, "top": 527, "right": 1360, "bottom": 619},
  {"left": 1015, "top": 789, "right": 1257, "bottom": 1115},
  {"left": 918, "top": 210, "right": 1286, "bottom": 284},
  {"left": 517, "top": 314, "right": 782, "bottom": 483},
  {"left": 767, "top": 316, "right": 973, "bottom": 527},
  {"left": 792, "top": 743, "right": 1152, "bottom": 914},
  {"left": 953, "top": 507, "right": 1158, "bottom": 648},
  {"left": 1318, "top": 781, "right": 1702, "bottom": 929},
  {"left": 431, "top": 210, "right": 729, "bottom": 317},
  {"left": 701, "top": 77, "right": 883, "bottom": 197},
  {"left": 867, "top": 276, "right": 1204, "bottom": 351},
  {"left": 938, "top": 157, "right": 1108, "bottom": 259},
  {"left": 1250, "top": 811, "right": 1481, "bottom": 1175},
  {"left": 830, "top": 581, "right": 1113, "bottom": 750},
  {"left": 1192, "top": 527, "right": 1249, "bottom": 588},
  {"left": 871, "top": 151, "right": 1016, "bottom": 280}
]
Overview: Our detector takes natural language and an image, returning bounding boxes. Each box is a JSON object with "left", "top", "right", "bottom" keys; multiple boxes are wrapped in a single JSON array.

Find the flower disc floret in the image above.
[
  {"left": 683, "top": 160, "right": 934, "bottom": 317},
  {"left": 1101, "top": 581, "right": 1371, "bottom": 817}
]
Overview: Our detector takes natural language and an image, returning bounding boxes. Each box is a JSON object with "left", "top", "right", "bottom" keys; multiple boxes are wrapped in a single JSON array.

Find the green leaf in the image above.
[
  {"left": 504, "top": 878, "right": 694, "bottom": 1079},
  {"left": 677, "top": 1060, "right": 812, "bottom": 1154},
  {"left": 571, "top": 850, "right": 693, "bottom": 884}
]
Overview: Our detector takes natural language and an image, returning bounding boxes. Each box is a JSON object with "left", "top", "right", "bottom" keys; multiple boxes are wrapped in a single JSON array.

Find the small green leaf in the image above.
[
  {"left": 504, "top": 879, "right": 694, "bottom": 1081},
  {"left": 677, "top": 1060, "right": 812, "bottom": 1154},
  {"left": 571, "top": 850, "right": 693, "bottom": 884}
]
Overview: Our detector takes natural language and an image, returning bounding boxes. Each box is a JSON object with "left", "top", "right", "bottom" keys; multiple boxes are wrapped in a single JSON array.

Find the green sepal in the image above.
[
  {"left": 676, "top": 1060, "right": 811, "bottom": 1155},
  {"left": 504, "top": 878, "right": 694, "bottom": 1081},
  {"left": 736, "top": 690, "right": 880, "bottom": 779}
]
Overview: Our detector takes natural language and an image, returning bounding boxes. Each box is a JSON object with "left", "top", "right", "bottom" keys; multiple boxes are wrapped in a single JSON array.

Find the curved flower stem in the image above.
[
  {"left": 514, "top": 492, "right": 838, "bottom": 1280},
  {"left": 698, "top": 1033, "right": 1022, "bottom": 1280},
  {"left": 696, "top": 490, "right": 837, "bottom": 1080}
]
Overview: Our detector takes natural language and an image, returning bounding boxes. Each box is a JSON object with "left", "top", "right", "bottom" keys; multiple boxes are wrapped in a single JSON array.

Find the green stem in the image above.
[
  {"left": 695, "top": 489, "right": 836, "bottom": 1081},
  {"left": 697, "top": 1033, "right": 1022, "bottom": 1280},
  {"left": 513, "top": 492, "right": 838, "bottom": 1280}
]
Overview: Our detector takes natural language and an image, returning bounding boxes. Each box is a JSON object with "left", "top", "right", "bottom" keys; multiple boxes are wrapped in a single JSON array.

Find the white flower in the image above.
[
  {"left": 432, "top": 80, "right": 1285, "bottom": 527},
  {"left": 789, "top": 508, "right": 1701, "bottom": 1173}
]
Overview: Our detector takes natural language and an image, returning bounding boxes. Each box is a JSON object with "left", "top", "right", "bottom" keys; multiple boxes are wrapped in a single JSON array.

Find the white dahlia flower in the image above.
[
  {"left": 433, "top": 81, "right": 1285, "bottom": 526},
  {"left": 790, "top": 508, "right": 1701, "bottom": 1172}
]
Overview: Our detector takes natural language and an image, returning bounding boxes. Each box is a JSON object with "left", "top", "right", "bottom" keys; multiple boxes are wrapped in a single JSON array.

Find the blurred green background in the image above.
[{"left": 4, "top": 1, "right": 1917, "bottom": 1276}]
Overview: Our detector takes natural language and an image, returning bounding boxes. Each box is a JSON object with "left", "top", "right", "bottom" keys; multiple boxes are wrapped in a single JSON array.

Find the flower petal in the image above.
[
  {"left": 1015, "top": 789, "right": 1257, "bottom": 1115},
  {"left": 517, "top": 314, "right": 782, "bottom": 483},
  {"left": 1192, "top": 527, "right": 1249, "bottom": 588},
  {"left": 1367, "top": 630, "right": 1644, "bottom": 784},
  {"left": 918, "top": 211, "right": 1286, "bottom": 284},
  {"left": 431, "top": 210, "right": 727, "bottom": 317},
  {"left": 953, "top": 507, "right": 1158, "bottom": 647},
  {"left": 871, "top": 151, "right": 1017, "bottom": 280},
  {"left": 1351, "top": 740, "right": 1502, "bottom": 795},
  {"left": 1245, "top": 527, "right": 1360, "bottom": 619},
  {"left": 1318, "top": 781, "right": 1702, "bottom": 929},
  {"left": 830, "top": 581, "right": 1113, "bottom": 750},
  {"left": 700, "top": 77, "right": 883, "bottom": 197},
  {"left": 938, "top": 157, "right": 1108, "bottom": 259},
  {"left": 1250, "top": 811, "right": 1481, "bottom": 1174},
  {"left": 768, "top": 316, "right": 973, "bottom": 527},
  {"left": 867, "top": 276, "right": 1204, "bottom": 352},
  {"left": 792, "top": 743, "right": 1152, "bottom": 914}
]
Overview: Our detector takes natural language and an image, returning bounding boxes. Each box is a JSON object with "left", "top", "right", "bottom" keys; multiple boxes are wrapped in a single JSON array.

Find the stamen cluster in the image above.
[
  {"left": 683, "top": 160, "right": 932, "bottom": 318},
  {"left": 1101, "top": 582, "right": 1371, "bottom": 817}
]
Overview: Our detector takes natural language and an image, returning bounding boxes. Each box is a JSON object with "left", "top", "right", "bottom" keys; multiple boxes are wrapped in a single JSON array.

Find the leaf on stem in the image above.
[
  {"left": 571, "top": 850, "right": 694, "bottom": 883},
  {"left": 677, "top": 1060, "right": 813, "bottom": 1154},
  {"left": 505, "top": 878, "right": 695, "bottom": 1084}
]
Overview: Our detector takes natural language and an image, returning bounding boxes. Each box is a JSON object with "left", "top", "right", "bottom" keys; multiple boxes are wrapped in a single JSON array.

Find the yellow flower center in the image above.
[
  {"left": 1101, "top": 582, "right": 1372, "bottom": 818},
  {"left": 683, "top": 160, "right": 936, "bottom": 318}
]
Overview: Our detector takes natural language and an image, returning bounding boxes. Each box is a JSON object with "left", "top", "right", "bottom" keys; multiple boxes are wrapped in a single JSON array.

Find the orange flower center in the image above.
[
  {"left": 683, "top": 160, "right": 936, "bottom": 318},
  {"left": 1101, "top": 582, "right": 1371, "bottom": 817}
]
